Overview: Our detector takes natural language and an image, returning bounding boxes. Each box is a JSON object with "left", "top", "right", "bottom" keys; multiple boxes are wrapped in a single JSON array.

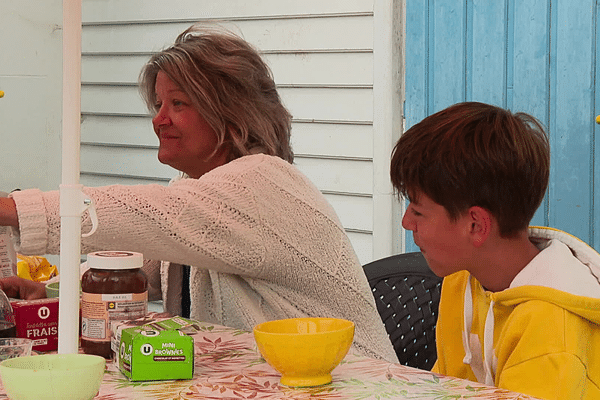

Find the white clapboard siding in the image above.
[
  {"left": 80, "top": 145, "right": 174, "bottom": 179},
  {"left": 346, "top": 231, "right": 374, "bottom": 264},
  {"left": 82, "top": 52, "right": 374, "bottom": 86},
  {"left": 80, "top": 144, "right": 373, "bottom": 196},
  {"left": 81, "top": 85, "right": 373, "bottom": 122},
  {"left": 79, "top": 0, "right": 395, "bottom": 264},
  {"left": 291, "top": 123, "right": 373, "bottom": 159},
  {"left": 264, "top": 52, "right": 373, "bottom": 86},
  {"left": 79, "top": 145, "right": 374, "bottom": 234},
  {"left": 80, "top": 174, "right": 169, "bottom": 187},
  {"left": 82, "top": 17, "right": 373, "bottom": 54},
  {"left": 82, "top": 55, "right": 150, "bottom": 84},
  {"left": 280, "top": 88, "right": 373, "bottom": 122},
  {"left": 82, "top": 0, "right": 374, "bottom": 22},
  {"left": 81, "top": 115, "right": 373, "bottom": 159},
  {"left": 326, "top": 193, "right": 373, "bottom": 233},
  {"left": 81, "top": 115, "right": 156, "bottom": 147}
]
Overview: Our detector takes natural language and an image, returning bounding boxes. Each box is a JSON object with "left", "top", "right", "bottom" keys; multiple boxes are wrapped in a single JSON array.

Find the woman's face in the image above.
[{"left": 152, "top": 71, "right": 229, "bottom": 178}]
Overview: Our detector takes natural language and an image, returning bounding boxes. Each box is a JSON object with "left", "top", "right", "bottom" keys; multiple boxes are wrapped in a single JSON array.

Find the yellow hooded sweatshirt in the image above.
[{"left": 432, "top": 227, "right": 600, "bottom": 399}]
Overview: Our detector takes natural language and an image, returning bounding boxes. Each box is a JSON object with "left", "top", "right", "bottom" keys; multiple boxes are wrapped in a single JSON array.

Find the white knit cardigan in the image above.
[{"left": 10, "top": 154, "right": 398, "bottom": 363}]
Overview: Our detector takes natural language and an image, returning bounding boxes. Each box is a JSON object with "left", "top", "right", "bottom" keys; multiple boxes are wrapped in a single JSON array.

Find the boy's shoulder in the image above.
[
  {"left": 496, "top": 297, "right": 599, "bottom": 368},
  {"left": 439, "top": 270, "right": 471, "bottom": 296}
]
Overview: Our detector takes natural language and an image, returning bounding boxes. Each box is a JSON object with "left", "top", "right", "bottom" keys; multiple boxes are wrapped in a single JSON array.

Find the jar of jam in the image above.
[{"left": 81, "top": 251, "right": 148, "bottom": 359}]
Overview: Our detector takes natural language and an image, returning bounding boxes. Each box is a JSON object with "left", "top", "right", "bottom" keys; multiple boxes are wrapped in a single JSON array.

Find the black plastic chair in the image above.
[{"left": 363, "top": 252, "right": 442, "bottom": 370}]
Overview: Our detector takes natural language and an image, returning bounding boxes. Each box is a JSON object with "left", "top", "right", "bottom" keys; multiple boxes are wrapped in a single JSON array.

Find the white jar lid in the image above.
[{"left": 87, "top": 251, "right": 143, "bottom": 270}]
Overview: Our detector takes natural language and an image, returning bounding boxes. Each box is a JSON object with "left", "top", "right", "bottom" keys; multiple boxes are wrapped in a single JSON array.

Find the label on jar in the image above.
[
  {"left": 0, "top": 226, "right": 17, "bottom": 278},
  {"left": 81, "top": 291, "right": 148, "bottom": 342}
]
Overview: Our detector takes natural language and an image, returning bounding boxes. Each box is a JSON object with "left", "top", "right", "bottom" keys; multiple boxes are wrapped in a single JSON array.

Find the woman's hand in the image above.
[
  {"left": 0, "top": 197, "right": 19, "bottom": 228},
  {"left": 0, "top": 276, "right": 46, "bottom": 300}
]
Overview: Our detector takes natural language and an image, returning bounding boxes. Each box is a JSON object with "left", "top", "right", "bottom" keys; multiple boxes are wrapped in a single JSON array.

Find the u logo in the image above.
[{"left": 38, "top": 306, "right": 51, "bottom": 320}]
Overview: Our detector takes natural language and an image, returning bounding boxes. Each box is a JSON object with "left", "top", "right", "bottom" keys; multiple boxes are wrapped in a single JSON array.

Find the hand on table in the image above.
[{"left": 0, "top": 276, "right": 46, "bottom": 300}]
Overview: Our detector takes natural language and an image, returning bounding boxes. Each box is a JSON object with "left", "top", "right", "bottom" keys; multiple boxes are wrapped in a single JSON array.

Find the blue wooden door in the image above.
[{"left": 404, "top": 0, "right": 600, "bottom": 252}]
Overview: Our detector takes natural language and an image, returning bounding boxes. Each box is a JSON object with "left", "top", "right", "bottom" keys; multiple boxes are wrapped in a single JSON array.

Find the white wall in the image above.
[
  {"left": 1, "top": 1, "right": 404, "bottom": 265},
  {"left": 0, "top": 2, "right": 63, "bottom": 192}
]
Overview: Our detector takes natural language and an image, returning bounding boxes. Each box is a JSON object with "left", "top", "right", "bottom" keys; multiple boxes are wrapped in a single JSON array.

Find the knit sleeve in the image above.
[
  {"left": 11, "top": 159, "right": 269, "bottom": 276},
  {"left": 10, "top": 188, "right": 55, "bottom": 255}
]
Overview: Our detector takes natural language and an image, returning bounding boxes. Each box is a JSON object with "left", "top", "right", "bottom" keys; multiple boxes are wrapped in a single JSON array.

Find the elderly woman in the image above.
[{"left": 0, "top": 24, "right": 397, "bottom": 363}]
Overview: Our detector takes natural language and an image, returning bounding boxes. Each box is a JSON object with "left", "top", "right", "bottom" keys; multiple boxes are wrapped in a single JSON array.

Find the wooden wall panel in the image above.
[
  {"left": 548, "top": 0, "right": 595, "bottom": 241},
  {"left": 405, "top": 0, "right": 600, "bottom": 250},
  {"left": 430, "top": 1, "right": 466, "bottom": 111},
  {"left": 470, "top": 0, "right": 507, "bottom": 106}
]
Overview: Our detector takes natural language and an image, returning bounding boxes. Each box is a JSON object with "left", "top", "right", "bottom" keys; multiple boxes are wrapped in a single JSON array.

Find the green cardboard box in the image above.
[
  {"left": 111, "top": 315, "right": 200, "bottom": 357},
  {"left": 118, "top": 322, "right": 194, "bottom": 381}
]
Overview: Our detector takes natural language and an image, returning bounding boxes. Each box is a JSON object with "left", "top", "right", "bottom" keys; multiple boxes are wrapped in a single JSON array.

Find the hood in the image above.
[
  {"left": 461, "top": 227, "right": 600, "bottom": 385},
  {"left": 495, "top": 226, "right": 600, "bottom": 323}
]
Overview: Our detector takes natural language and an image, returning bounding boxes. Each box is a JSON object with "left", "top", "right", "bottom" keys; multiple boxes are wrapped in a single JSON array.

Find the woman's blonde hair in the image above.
[{"left": 140, "top": 24, "right": 293, "bottom": 163}]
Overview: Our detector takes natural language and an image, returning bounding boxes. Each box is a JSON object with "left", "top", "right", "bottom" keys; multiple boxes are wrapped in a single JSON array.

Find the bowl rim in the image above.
[
  {"left": 253, "top": 317, "right": 355, "bottom": 335},
  {"left": 0, "top": 338, "right": 33, "bottom": 346},
  {"left": 0, "top": 353, "right": 106, "bottom": 370}
]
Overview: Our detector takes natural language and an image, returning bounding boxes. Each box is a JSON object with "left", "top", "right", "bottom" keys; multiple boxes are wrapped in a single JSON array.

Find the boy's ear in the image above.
[{"left": 467, "top": 206, "right": 493, "bottom": 247}]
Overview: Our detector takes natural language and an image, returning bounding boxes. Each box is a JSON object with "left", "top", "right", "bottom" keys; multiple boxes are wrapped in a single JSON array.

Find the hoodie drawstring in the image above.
[
  {"left": 462, "top": 279, "right": 473, "bottom": 364},
  {"left": 483, "top": 300, "right": 496, "bottom": 385},
  {"left": 462, "top": 277, "right": 497, "bottom": 385}
]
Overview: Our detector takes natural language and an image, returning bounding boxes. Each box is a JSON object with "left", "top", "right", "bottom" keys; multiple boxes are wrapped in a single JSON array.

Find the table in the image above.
[{"left": 0, "top": 320, "right": 539, "bottom": 399}]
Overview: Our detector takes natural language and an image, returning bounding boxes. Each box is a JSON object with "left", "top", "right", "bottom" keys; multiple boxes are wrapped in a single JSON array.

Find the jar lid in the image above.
[{"left": 87, "top": 251, "right": 143, "bottom": 270}]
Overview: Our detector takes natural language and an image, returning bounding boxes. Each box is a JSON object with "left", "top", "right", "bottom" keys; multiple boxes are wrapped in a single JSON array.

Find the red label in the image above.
[{"left": 11, "top": 298, "right": 60, "bottom": 352}]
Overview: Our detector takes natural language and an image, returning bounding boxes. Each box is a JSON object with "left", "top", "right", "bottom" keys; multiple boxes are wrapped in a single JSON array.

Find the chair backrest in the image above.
[{"left": 363, "top": 252, "right": 442, "bottom": 370}]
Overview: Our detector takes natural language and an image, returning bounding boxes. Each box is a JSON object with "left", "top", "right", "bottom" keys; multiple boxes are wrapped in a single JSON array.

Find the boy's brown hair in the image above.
[{"left": 391, "top": 102, "right": 550, "bottom": 238}]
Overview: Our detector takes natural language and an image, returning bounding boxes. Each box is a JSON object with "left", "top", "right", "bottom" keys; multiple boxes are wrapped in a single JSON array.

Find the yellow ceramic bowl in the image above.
[
  {"left": 0, "top": 354, "right": 106, "bottom": 400},
  {"left": 253, "top": 317, "right": 354, "bottom": 387}
]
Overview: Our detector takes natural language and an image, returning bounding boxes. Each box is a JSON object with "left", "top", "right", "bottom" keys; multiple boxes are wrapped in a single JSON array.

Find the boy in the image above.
[{"left": 390, "top": 102, "right": 600, "bottom": 399}]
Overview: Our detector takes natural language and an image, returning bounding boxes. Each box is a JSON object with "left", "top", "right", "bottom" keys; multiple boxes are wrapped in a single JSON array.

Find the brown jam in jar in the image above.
[{"left": 81, "top": 251, "right": 148, "bottom": 359}]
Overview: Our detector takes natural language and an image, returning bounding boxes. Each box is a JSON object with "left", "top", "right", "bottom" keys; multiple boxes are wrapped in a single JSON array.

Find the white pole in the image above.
[
  {"left": 372, "top": 0, "right": 404, "bottom": 258},
  {"left": 58, "top": 0, "right": 83, "bottom": 354}
]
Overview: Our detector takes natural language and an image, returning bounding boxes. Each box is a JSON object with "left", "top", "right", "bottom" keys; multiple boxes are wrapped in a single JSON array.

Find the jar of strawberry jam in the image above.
[{"left": 81, "top": 251, "right": 147, "bottom": 359}]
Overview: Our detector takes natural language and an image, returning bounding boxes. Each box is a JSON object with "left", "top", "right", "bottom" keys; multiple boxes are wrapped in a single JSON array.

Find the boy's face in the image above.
[{"left": 402, "top": 192, "right": 473, "bottom": 277}]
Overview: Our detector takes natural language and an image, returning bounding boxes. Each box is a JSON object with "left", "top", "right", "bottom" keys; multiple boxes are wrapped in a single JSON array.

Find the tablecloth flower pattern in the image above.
[
  {"left": 0, "top": 321, "right": 538, "bottom": 399},
  {"left": 78, "top": 322, "right": 538, "bottom": 400}
]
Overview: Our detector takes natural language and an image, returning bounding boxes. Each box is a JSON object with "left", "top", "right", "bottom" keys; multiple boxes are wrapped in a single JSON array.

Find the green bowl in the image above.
[
  {"left": 44, "top": 281, "right": 60, "bottom": 298},
  {"left": 44, "top": 281, "right": 81, "bottom": 298},
  {"left": 0, "top": 354, "right": 105, "bottom": 400}
]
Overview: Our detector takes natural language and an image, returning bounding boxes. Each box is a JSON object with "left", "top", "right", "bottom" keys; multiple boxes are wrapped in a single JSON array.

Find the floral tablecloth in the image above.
[{"left": 0, "top": 321, "right": 538, "bottom": 399}]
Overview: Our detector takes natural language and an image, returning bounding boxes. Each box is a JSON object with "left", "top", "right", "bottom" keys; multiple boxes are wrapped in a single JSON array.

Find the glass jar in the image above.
[
  {"left": 0, "top": 191, "right": 17, "bottom": 278},
  {"left": 80, "top": 251, "right": 147, "bottom": 358}
]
